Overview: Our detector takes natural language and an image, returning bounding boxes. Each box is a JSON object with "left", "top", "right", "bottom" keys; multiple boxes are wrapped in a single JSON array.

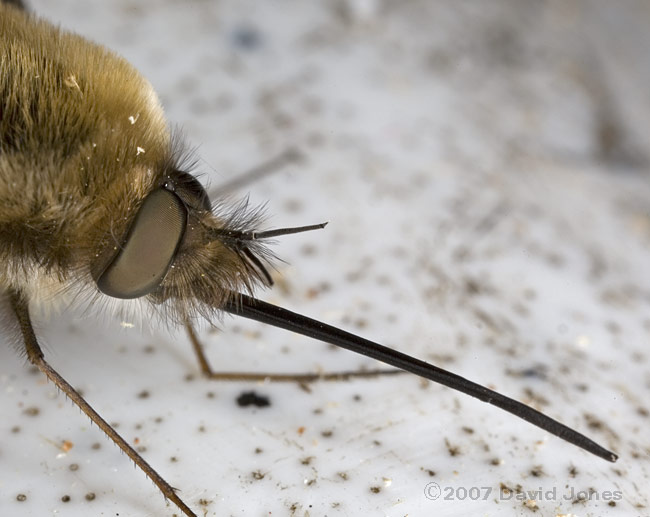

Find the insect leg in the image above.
[
  {"left": 210, "top": 147, "right": 303, "bottom": 198},
  {"left": 8, "top": 290, "right": 198, "bottom": 517},
  {"left": 184, "top": 319, "right": 403, "bottom": 382}
]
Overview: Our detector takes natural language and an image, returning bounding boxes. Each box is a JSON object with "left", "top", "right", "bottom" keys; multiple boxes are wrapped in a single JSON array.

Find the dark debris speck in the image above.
[
  {"left": 236, "top": 391, "right": 271, "bottom": 408},
  {"left": 23, "top": 407, "right": 39, "bottom": 417}
]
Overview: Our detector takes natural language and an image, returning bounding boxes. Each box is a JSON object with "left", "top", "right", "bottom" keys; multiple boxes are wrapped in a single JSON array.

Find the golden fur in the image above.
[{"left": 0, "top": 4, "right": 270, "bottom": 324}]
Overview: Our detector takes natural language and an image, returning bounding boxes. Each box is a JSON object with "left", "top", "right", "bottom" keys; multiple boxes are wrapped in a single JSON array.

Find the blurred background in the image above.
[{"left": 1, "top": 1, "right": 649, "bottom": 516}]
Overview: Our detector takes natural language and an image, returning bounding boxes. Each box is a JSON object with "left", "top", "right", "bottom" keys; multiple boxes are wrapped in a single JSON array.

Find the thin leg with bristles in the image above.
[
  {"left": 8, "top": 290, "right": 197, "bottom": 517},
  {"left": 185, "top": 321, "right": 404, "bottom": 382}
]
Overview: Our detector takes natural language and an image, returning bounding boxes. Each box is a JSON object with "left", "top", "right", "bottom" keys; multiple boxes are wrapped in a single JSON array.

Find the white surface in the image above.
[{"left": 1, "top": 1, "right": 649, "bottom": 516}]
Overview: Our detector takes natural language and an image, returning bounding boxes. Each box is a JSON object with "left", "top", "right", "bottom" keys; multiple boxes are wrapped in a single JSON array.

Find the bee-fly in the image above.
[{"left": 0, "top": 3, "right": 617, "bottom": 517}]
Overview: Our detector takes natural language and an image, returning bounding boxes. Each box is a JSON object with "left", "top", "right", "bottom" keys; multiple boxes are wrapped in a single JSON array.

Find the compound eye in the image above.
[{"left": 96, "top": 189, "right": 187, "bottom": 299}]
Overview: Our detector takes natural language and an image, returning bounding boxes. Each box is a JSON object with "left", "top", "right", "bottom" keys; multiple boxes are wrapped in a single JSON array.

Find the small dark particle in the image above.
[
  {"left": 354, "top": 318, "right": 367, "bottom": 329},
  {"left": 523, "top": 388, "right": 549, "bottom": 407},
  {"left": 236, "top": 391, "right": 270, "bottom": 408},
  {"left": 568, "top": 466, "right": 578, "bottom": 478},
  {"left": 11, "top": 426, "right": 20, "bottom": 433},
  {"left": 337, "top": 472, "right": 348, "bottom": 480},
  {"left": 199, "top": 498, "right": 210, "bottom": 506},
  {"left": 529, "top": 466, "right": 544, "bottom": 477},
  {"left": 231, "top": 25, "right": 263, "bottom": 50},
  {"left": 512, "top": 302, "right": 530, "bottom": 317},
  {"left": 461, "top": 426, "right": 474, "bottom": 434},
  {"left": 300, "top": 243, "right": 316, "bottom": 256},
  {"left": 85, "top": 492, "right": 96, "bottom": 501},
  {"left": 170, "top": 456, "right": 178, "bottom": 463},
  {"left": 421, "top": 468, "right": 436, "bottom": 476},
  {"left": 272, "top": 112, "right": 294, "bottom": 130},
  {"left": 522, "top": 498, "right": 538, "bottom": 511},
  {"left": 572, "top": 488, "right": 595, "bottom": 504},
  {"left": 284, "top": 198, "right": 303, "bottom": 213},
  {"left": 370, "top": 486, "right": 381, "bottom": 494},
  {"left": 91, "top": 442, "right": 101, "bottom": 450},
  {"left": 69, "top": 463, "right": 79, "bottom": 471},
  {"left": 546, "top": 252, "right": 565, "bottom": 268},
  {"left": 608, "top": 501, "right": 616, "bottom": 507},
  {"left": 16, "top": 494, "right": 26, "bottom": 502},
  {"left": 306, "top": 131, "right": 325, "bottom": 148},
  {"left": 376, "top": 274, "right": 390, "bottom": 286},
  {"left": 137, "top": 390, "right": 150, "bottom": 399},
  {"left": 585, "top": 414, "right": 603, "bottom": 430},
  {"left": 252, "top": 470, "right": 265, "bottom": 481},
  {"left": 61, "top": 495, "right": 71, "bottom": 503},
  {"left": 321, "top": 429, "right": 333, "bottom": 438},
  {"left": 509, "top": 365, "right": 547, "bottom": 379},
  {"left": 464, "top": 278, "right": 482, "bottom": 295},
  {"left": 254, "top": 447, "right": 263, "bottom": 454},
  {"left": 345, "top": 271, "right": 362, "bottom": 283},
  {"left": 445, "top": 438, "right": 460, "bottom": 457},
  {"left": 23, "top": 407, "right": 39, "bottom": 417},
  {"left": 301, "top": 456, "right": 314, "bottom": 465}
]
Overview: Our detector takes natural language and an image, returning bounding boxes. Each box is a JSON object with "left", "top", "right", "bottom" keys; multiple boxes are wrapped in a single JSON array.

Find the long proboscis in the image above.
[{"left": 223, "top": 293, "right": 618, "bottom": 463}]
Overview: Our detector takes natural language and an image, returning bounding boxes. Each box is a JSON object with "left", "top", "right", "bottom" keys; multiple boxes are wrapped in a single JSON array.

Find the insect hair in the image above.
[
  {"left": 0, "top": 3, "right": 619, "bottom": 516},
  {"left": 0, "top": 5, "right": 279, "bottom": 330}
]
